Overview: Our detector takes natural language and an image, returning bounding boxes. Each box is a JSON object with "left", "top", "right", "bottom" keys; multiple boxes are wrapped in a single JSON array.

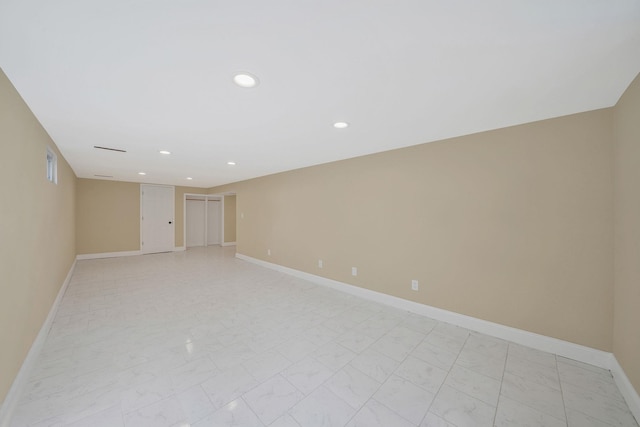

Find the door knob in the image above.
[{"left": 169, "top": 221, "right": 173, "bottom": 224}]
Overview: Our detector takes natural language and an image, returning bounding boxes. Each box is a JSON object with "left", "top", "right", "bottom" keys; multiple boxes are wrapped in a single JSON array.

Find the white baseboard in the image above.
[
  {"left": 174, "top": 246, "right": 186, "bottom": 252},
  {"left": 221, "top": 242, "right": 237, "bottom": 247},
  {"left": 0, "top": 259, "right": 77, "bottom": 427},
  {"left": 236, "top": 253, "right": 640, "bottom": 418},
  {"left": 76, "top": 250, "right": 141, "bottom": 260},
  {"left": 610, "top": 355, "right": 640, "bottom": 424},
  {"left": 235, "top": 253, "right": 612, "bottom": 368}
]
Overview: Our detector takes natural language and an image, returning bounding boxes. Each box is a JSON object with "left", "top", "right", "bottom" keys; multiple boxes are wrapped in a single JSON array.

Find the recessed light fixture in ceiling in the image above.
[
  {"left": 186, "top": 177, "right": 193, "bottom": 180},
  {"left": 233, "top": 72, "right": 259, "bottom": 88},
  {"left": 227, "top": 161, "right": 236, "bottom": 166},
  {"left": 333, "top": 122, "right": 349, "bottom": 129},
  {"left": 138, "top": 172, "right": 146, "bottom": 175},
  {"left": 159, "top": 150, "right": 171, "bottom": 155}
]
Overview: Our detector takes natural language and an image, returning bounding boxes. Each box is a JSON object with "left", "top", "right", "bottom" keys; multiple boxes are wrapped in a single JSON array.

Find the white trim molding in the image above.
[
  {"left": 76, "top": 250, "right": 141, "bottom": 260},
  {"left": 609, "top": 355, "right": 640, "bottom": 423},
  {"left": 221, "top": 242, "right": 237, "bottom": 247},
  {"left": 174, "top": 246, "right": 186, "bottom": 252},
  {"left": 0, "top": 259, "right": 77, "bottom": 427}
]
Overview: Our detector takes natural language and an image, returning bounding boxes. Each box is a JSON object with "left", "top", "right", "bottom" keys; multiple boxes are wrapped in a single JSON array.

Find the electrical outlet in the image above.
[
  {"left": 352, "top": 267, "right": 358, "bottom": 276},
  {"left": 318, "top": 259, "right": 323, "bottom": 268},
  {"left": 240, "top": 212, "right": 244, "bottom": 219},
  {"left": 411, "top": 280, "right": 419, "bottom": 291},
  {"left": 267, "top": 249, "right": 271, "bottom": 256}
]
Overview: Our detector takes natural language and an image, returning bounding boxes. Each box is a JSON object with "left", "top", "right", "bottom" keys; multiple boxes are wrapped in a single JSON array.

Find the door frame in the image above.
[
  {"left": 183, "top": 193, "right": 223, "bottom": 248},
  {"left": 140, "top": 184, "right": 175, "bottom": 254},
  {"left": 216, "top": 192, "right": 237, "bottom": 247}
]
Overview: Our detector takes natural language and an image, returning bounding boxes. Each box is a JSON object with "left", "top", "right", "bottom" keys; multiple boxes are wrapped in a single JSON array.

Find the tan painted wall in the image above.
[
  {"left": 613, "top": 73, "right": 640, "bottom": 394},
  {"left": 76, "top": 181, "right": 207, "bottom": 253},
  {"left": 0, "top": 69, "right": 76, "bottom": 403},
  {"left": 211, "top": 109, "right": 614, "bottom": 351},
  {"left": 76, "top": 179, "right": 140, "bottom": 254},
  {"left": 224, "top": 195, "right": 237, "bottom": 243},
  {"left": 175, "top": 186, "right": 208, "bottom": 247}
]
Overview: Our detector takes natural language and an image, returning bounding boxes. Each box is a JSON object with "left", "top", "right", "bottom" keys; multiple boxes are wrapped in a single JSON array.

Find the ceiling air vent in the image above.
[{"left": 94, "top": 146, "right": 126, "bottom": 153}]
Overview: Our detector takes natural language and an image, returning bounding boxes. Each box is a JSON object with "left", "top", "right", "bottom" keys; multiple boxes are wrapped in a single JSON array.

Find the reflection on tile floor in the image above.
[{"left": 10, "top": 246, "right": 639, "bottom": 426}]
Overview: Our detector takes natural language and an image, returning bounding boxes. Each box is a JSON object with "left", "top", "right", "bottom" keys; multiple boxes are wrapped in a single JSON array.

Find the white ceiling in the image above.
[{"left": 1, "top": 1, "right": 639, "bottom": 188}]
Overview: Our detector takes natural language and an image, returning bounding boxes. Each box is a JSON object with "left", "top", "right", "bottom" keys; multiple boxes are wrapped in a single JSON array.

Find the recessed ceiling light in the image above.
[
  {"left": 138, "top": 172, "right": 146, "bottom": 175},
  {"left": 159, "top": 150, "right": 171, "bottom": 155},
  {"left": 233, "top": 72, "right": 259, "bottom": 88},
  {"left": 186, "top": 177, "right": 193, "bottom": 180},
  {"left": 333, "top": 122, "right": 349, "bottom": 129},
  {"left": 227, "top": 161, "right": 236, "bottom": 166}
]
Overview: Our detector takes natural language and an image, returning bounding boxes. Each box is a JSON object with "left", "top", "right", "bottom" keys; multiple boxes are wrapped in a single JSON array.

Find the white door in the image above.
[
  {"left": 186, "top": 199, "right": 206, "bottom": 247},
  {"left": 141, "top": 184, "right": 175, "bottom": 254},
  {"left": 207, "top": 200, "right": 221, "bottom": 245}
]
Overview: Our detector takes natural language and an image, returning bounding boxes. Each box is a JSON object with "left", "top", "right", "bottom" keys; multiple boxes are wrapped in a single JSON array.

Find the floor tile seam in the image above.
[
  {"left": 460, "top": 341, "right": 508, "bottom": 361},
  {"left": 507, "top": 344, "right": 559, "bottom": 370},
  {"left": 325, "top": 367, "right": 384, "bottom": 413},
  {"left": 58, "top": 403, "right": 126, "bottom": 427},
  {"left": 496, "top": 395, "right": 567, "bottom": 426},
  {"left": 501, "top": 365, "right": 563, "bottom": 393},
  {"left": 392, "top": 356, "right": 447, "bottom": 396},
  {"left": 555, "top": 361, "right": 620, "bottom": 385},
  {"left": 450, "top": 353, "right": 506, "bottom": 385},
  {"left": 418, "top": 332, "right": 476, "bottom": 427},
  {"left": 491, "top": 342, "right": 510, "bottom": 427},
  {"left": 557, "top": 375, "right": 627, "bottom": 404},
  {"left": 286, "top": 384, "right": 350, "bottom": 426},
  {"left": 501, "top": 377, "right": 568, "bottom": 423},
  {"left": 17, "top": 405, "right": 69, "bottom": 427},
  {"left": 238, "top": 394, "right": 267, "bottom": 426},
  {"left": 119, "top": 386, "right": 176, "bottom": 417},
  {"left": 262, "top": 373, "right": 307, "bottom": 409},
  {"left": 356, "top": 396, "right": 421, "bottom": 427},
  {"left": 556, "top": 353, "right": 570, "bottom": 424},
  {"left": 506, "top": 348, "right": 561, "bottom": 366},
  {"left": 561, "top": 391, "right": 635, "bottom": 427},
  {"left": 301, "top": 351, "right": 389, "bottom": 423},
  {"left": 556, "top": 365, "right": 588, "bottom": 427}
]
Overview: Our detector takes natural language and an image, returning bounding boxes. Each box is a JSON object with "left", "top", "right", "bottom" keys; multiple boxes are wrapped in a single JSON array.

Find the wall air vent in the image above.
[
  {"left": 94, "top": 174, "right": 114, "bottom": 178},
  {"left": 94, "top": 146, "right": 126, "bottom": 153}
]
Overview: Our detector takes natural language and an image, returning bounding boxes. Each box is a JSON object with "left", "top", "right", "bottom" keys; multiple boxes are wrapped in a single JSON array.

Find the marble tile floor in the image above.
[{"left": 9, "top": 246, "right": 639, "bottom": 427}]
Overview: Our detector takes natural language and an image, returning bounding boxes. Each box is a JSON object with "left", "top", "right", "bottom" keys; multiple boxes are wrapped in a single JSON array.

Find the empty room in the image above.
[{"left": 1, "top": 1, "right": 640, "bottom": 426}]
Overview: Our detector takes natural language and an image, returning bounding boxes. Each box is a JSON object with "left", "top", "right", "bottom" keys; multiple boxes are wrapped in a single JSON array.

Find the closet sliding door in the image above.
[
  {"left": 207, "top": 200, "right": 221, "bottom": 245},
  {"left": 186, "top": 198, "right": 206, "bottom": 247}
]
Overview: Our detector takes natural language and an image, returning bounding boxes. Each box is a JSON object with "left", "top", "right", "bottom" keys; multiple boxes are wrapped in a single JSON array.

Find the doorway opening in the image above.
[{"left": 185, "top": 194, "right": 221, "bottom": 248}]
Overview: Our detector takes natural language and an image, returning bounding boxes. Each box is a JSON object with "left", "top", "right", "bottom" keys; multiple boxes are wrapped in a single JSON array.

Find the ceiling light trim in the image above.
[{"left": 233, "top": 72, "right": 259, "bottom": 88}]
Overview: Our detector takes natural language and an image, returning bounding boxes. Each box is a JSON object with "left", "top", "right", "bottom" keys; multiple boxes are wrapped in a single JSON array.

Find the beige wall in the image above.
[
  {"left": 211, "top": 109, "right": 614, "bottom": 351},
  {"left": 0, "top": 69, "right": 76, "bottom": 403},
  {"left": 76, "top": 181, "right": 207, "bottom": 253},
  {"left": 76, "top": 179, "right": 140, "bottom": 254},
  {"left": 175, "top": 186, "right": 208, "bottom": 247},
  {"left": 224, "top": 195, "right": 237, "bottom": 243},
  {"left": 613, "top": 73, "right": 640, "bottom": 393}
]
